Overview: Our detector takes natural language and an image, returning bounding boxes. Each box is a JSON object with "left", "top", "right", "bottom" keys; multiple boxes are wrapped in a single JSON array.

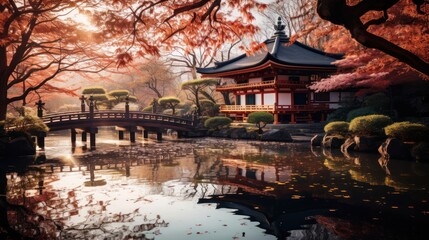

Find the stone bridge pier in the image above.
[{"left": 71, "top": 127, "right": 98, "bottom": 150}]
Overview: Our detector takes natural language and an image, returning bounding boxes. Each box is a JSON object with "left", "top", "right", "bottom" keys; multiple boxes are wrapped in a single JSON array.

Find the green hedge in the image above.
[
  {"left": 204, "top": 117, "right": 232, "bottom": 130},
  {"left": 324, "top": 121, "right": 349, "bottom": 136},
  {"left": 349, "top": 114, "right": 392, "bottom": 136},
  {"left": 385, "top": 122, "right": 429, "bottom": 142},
  {"left": 346, "top": 107, "right": 379, "bottom": 122}
]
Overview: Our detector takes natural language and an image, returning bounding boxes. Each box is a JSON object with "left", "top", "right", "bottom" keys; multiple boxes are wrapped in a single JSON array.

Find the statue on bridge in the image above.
[
  {"left": 36, "top": 98, "right": 45, "bottom": 118},
  {"left": 80, "top": 95, "right": 86, "bottom": 112}
]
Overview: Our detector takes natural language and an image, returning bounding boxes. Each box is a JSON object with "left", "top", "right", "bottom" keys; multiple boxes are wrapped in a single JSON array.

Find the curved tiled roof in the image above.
[{"left": 197, "top": 18, "right": 342, "bottom": 75}]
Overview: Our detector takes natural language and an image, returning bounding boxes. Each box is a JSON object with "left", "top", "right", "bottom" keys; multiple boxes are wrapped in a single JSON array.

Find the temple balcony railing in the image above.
[
  {"left": 216, "top": 80, "right": 308, "bottom": 92},
  {"left": 219, "top": 103, "right": 329, "bottom": 113}
]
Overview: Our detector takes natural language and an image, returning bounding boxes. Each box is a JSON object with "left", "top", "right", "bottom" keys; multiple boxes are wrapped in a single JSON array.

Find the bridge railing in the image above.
[{"left": 42, "top": 111, "right": 195, "bottom": 126}]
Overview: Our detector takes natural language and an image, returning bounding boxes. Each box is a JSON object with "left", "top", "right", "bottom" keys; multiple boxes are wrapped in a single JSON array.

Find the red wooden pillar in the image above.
[
  {"left": 274, "top": 113, "right": 279, "bottom": 124},
  {"left": 291, "top": 90, "right": 295, "bottom": 124}
]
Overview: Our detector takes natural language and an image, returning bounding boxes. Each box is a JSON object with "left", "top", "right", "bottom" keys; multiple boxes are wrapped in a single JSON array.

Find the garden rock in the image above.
[
  {"left": 311, "top": 134, "right": 324, "bottom": 146},
  {"left": 322, "top": 135, "right": 345, "bottom": 149},
  {"left": 211, "top": 128, "right": 232, "bottom": 138},
  {"left": 354, "top": 136, "right": 385, "bottom": 152},
  {"left": 261, "top": 129, "right": 293, "bottom": 142},
  {"left": 230, "top": 128, "right": 247, "bottom": 139},
  {"left": 378, "top": 138, "right": 411, "bottom": 160}
]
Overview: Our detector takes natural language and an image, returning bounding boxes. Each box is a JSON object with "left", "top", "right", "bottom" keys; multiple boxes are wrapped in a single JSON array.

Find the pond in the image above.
[{"left": 1, "top": 128, "right": 429, "bottom": 239}]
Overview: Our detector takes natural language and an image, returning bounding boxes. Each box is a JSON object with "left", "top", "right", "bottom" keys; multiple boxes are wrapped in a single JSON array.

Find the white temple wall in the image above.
[
  {"left": 264, "top": 93, "right": 276, "bottom": 105},
  {"left": 278, "top": 93, "right": 292, "bottom": 105},
  {"left": 255, "top": 94, "right": 262, "bottom": 105}
]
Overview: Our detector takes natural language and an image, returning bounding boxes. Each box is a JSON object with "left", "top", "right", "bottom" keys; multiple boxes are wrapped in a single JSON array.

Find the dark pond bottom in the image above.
[{"left": 1, "top": 129, "right": 429, "bottom": 239}]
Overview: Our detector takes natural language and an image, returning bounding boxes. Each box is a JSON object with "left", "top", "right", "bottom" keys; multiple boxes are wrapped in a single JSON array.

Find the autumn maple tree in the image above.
[
  {"left": 0, "top": 0, "right": 267, "bottom": 122},
  {"left": 0, "top": 0, "right": 120, "bottom": 122},
  {"left": 310, "top": 0, "right": 429, "bottom": 93}
]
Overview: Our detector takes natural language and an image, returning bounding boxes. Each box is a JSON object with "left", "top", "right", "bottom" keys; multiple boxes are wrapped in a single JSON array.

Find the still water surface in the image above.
[{"left": 2, "top": 128, "right": 429, "bottom": 239}]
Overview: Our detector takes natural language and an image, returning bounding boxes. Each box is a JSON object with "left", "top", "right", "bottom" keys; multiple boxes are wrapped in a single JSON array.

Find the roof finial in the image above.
[{"left": 274, "top": 16, "right": 286, "bottom": 34}]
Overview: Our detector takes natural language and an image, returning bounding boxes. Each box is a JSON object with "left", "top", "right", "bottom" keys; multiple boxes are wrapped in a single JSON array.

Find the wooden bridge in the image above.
[
  {"left": 42, "top": 111, "right": 195, "bottom": 132},
  {"left": 36, "top": 110, "right": 197, "bottom": 150},
  {"left": 31, "top": 96, "right": 200, "bottom": 150}
]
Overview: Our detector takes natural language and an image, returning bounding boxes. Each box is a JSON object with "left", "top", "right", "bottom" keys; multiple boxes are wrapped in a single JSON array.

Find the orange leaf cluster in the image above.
[{"left": 308, "top": 0, "right": 429, "bottom": 93}]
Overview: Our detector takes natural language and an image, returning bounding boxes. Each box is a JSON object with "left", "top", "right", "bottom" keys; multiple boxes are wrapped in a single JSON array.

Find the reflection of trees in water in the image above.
[
  {"left": 0, "top": 140, "right": 236, "bottom": 239},
  {"left": 1, "top": 165, "right": 171, "bottom": 239},
  {"left": 0, "top": 166, "right": 59, "bottom": 239},
  {"left": 317, "top": 147, "right": 429, "bottom": 192},
  {"left": 3, "top": 138, "right": 429, "bottom": 239}
]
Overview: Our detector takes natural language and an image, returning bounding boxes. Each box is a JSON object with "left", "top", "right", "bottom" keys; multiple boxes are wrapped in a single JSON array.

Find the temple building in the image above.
[{"left": 197, "top": 17, "right": 354, "bottom": 124}]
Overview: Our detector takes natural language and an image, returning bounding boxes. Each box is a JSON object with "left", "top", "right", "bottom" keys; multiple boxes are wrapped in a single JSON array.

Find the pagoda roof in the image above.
[{"left": 197, "top": 17, "right": 342, "bottom": 76}]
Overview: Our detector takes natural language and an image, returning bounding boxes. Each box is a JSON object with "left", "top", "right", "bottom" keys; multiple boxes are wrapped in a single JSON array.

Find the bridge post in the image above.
[
  {"left": 125, "top": 96, "right": 130, "bottom": 118},
  {"left": 177, "top": 131, "right": 184, "bottom": 139},
  {"left": 130, "top": 131, "right": 136, "bottom": 143},
  {"left": 71, "top": 129, "right": 77, "bottom": 146},
  {"left": 80, "top": 95, "right": 86, "bottom": 112},
  {"left": 36, "top": 99, "right": 45, "bottom": 149},
  {"left": 36, "top": 132, "right": 46, "bottom": 149},
  {"left": 90, "top": 132, "right": 96, "bottom": 150},
  {"left": 118, "top": 130, "right": 124, "bottom": 140},
  {"left": 143, "top": 130, "right": 148, "bottom": 139},
  {"left": 88, "top": 127, "right": 98, "bottom": 150},
  {"left": 156, "top": 131, "right": 162, "bottom": 141},
  {"left": 89, "top": 96, "right": 94, "bottom": 119}
]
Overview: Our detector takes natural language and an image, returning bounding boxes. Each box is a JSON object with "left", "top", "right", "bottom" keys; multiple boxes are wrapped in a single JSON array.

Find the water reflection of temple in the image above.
[
  {"left": 217, "top": 158, "right": 292, "bottom": 197},
  {"left": 198, "top": 147, "right": 429, "bottom": 239}
]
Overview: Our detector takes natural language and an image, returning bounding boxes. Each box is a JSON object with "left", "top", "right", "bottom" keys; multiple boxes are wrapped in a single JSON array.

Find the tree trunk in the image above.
[
  {"left": 191, "top": 66, "right": 198, "bottom": 79},
  {"left": 221, "top": 92, "right": 231, "bottom": 105},
  {"left": 195, "top": 90, "right": 202, "bottom": 116},
  {"left": 0, "top": 80, "right": 7, "bottom": 121}
]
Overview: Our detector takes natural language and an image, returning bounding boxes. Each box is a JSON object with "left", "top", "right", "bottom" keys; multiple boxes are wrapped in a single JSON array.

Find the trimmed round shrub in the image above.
[
  {"left": 324, "top": 121, "right": 349, "bottom": 136},
  {"left": 247, "top": 112, "right": 274, "bottom": 133},
  {"left": 349, "top": 114, "right": 392, "bottom": 136},
  {"left": 346, "top": 107, "right": 379, "bottom": 122},
  {"left": 385, "top": 122, "right": 429, "bottom": 142},
  {"left": 204, "top": 117, "right": 232, "bottom": 130},
  {"left": 247, "top": 112, "right": 274, "bottom": 125},
  {"left": 82, "top": 87, "right": 106, "bottom": 95}
]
